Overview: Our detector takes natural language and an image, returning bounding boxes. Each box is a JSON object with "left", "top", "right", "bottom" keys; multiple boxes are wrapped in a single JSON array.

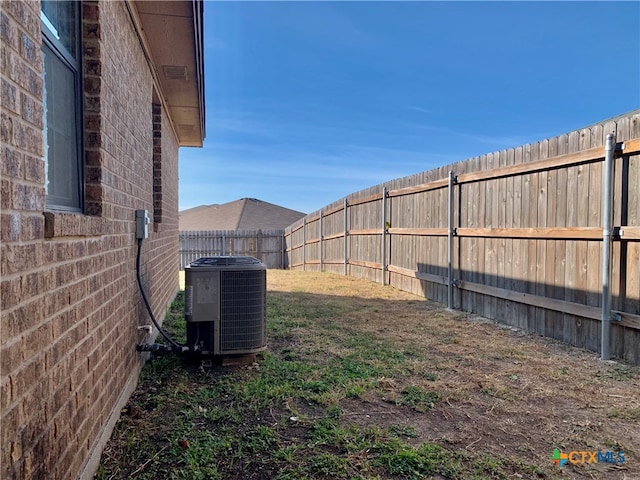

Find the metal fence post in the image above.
[
  {"left": 448, "top": 171, "right": 455, "bottom": 310},
  {"left": 281, "top": 232, "right": 285, "bottom": 269},
  {"left": 319, "top": 209, "right": 324, "bottom": 272},
  {"left": 601, "top": 132, "right": 616, "bottom": 360},
  {"left": 302, "top": 217, "right": 306, "bottom": 271},
  {"left": 382, "top": 186, "right": 387, "bottom": 286},
  {"left": 344, "top": 198, "right": 348, "bottom": 276}
]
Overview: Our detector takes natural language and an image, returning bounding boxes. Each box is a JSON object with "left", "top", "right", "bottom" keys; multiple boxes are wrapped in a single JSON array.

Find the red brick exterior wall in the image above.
[{"left": 1, "top": 1, "right": 180, "bottom": 479}]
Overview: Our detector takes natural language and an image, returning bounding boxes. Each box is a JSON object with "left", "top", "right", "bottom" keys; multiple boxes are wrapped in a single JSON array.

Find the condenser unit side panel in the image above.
[
  {"left": 190, "top": 270, "right": 221, "bottom": 323},
  {"left": 219, "top": 269, "right": 266, "bottom": 352}
]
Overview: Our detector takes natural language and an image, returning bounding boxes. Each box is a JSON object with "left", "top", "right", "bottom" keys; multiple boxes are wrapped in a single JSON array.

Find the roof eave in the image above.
[{"left": 131, "top": 0, "right": 206, "bottom": 147}]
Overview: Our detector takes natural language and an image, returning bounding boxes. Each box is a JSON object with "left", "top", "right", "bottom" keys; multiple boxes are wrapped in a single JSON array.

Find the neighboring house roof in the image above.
[{"left": 179, "top": 198, "right": 306, "bottom": 231}]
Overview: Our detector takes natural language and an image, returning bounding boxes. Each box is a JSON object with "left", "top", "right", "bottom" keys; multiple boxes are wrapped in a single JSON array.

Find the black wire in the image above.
[{"left": 136, "top": 238, "right": 183, "bottom": 350}]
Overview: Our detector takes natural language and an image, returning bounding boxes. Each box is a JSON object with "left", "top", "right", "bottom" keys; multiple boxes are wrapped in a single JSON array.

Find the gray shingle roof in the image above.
[{"left": 179, "top": 198, "right": 305, "bottom": 231}]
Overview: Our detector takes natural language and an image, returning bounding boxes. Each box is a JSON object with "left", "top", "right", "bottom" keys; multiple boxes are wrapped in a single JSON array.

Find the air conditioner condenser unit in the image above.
[{"left": 184, "top": 256, "right": 267, "bottom": 356}]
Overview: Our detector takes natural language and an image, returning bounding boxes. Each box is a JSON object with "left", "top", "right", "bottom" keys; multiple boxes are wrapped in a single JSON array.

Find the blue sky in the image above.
[{"left": 179, "top": 1, "right": 640, "bottom": 214}]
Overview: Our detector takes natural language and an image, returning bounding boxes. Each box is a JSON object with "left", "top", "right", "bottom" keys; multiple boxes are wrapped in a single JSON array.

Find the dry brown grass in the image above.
[{"left": 267, "top": 269, "right": 640, "bottom": 479}]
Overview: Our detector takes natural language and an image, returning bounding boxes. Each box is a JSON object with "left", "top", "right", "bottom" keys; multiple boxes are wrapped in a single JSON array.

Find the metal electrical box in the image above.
[
  {"left": 184, "top": 256, "right": 267, "bottom": 356},
  {"left": 135, "top": 209, "right": 150, "bottom": 239}
]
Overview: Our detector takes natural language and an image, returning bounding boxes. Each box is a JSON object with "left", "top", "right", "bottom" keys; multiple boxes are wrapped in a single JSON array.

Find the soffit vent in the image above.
[{"left": 162, "top": 65, "right": 188, "bottom": 81}]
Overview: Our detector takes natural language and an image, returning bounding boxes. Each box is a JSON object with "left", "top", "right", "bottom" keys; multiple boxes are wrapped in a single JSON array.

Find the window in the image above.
[{"left": 41, "top": 1, "right": 83, "bottom": 211}]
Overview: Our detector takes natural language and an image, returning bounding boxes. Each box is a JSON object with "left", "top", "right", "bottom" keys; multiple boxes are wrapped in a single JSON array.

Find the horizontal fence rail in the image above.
[
  {"left": 284, "top": 111, "right": 640, "bottom": 364},
  {"left": 180, "top": 230, "right": 285, "bottom": 269}
]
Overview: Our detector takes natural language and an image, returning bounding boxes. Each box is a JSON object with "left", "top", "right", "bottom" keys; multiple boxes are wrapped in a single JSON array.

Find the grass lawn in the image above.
[{"left": 97, "top": 270, "right": 639, "bottom": 479}]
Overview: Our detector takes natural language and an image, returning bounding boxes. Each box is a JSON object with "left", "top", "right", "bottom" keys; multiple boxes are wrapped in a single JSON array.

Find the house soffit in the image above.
[{"left": 132, "top": 0, "right": 205, "bottom": 147}]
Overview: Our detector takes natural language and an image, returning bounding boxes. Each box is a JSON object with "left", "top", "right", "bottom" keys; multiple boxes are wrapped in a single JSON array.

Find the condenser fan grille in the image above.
[{"left": 220, "top": 270, "right": 266, "bottom": 351}]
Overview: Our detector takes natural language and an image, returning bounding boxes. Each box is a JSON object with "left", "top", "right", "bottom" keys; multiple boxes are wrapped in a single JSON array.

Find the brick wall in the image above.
[{"left": 1, "top": 1, "right": 181, "bottom": 479}]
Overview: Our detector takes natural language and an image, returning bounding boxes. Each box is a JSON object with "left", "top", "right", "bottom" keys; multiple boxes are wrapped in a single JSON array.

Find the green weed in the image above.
[
  {"left": 607, "top": 406, "right": 640, "bottom": 420},
  {"left": 399, "top": 385, "right": 440, "bottom": 412},
  {"left": 388, "top": 424, "right": 419, "bottom": 439},
  {"left": 373, "top": 441, "right": 462, "bottom": 479},
  {"left": 421, "top": 371, "right": 439, "bottom": 381}
]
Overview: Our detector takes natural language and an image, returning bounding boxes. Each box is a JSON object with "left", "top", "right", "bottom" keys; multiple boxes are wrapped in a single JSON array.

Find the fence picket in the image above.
[{"left": 179, "top": 230, "right": 285, "bottom": 269}]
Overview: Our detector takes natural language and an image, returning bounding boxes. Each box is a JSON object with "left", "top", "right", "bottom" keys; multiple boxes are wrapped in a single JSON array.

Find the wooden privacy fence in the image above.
[
  {"left": 285, "top": 112, "right": 640, "bottom": 364},
  {"left": 179, "top": 230, "right": 285, "bottom": 269}
]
